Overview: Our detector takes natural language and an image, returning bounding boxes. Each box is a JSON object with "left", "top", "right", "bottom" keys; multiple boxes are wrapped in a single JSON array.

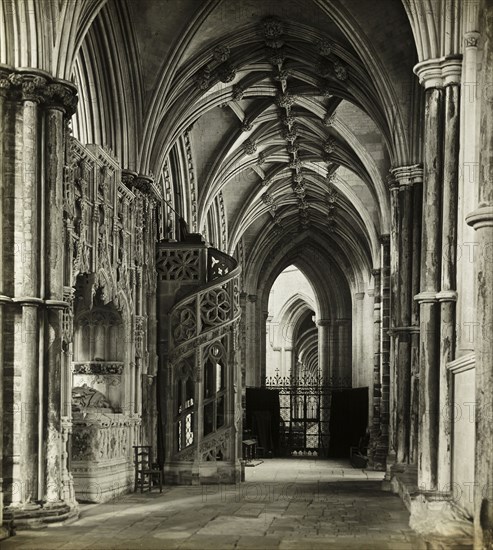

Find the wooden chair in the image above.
[{"left": 133, "top": 445, "right": 163, "bottom": 493}]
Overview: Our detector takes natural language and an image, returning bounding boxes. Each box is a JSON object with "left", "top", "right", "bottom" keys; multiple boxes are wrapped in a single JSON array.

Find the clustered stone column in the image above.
[
  {"left": 466, "top": 1, "right": 493, "bottom": 545},
  {"left": 388, "top": 166, "right": 423, "bottom": 465},
  {"left": 0, "top": 69, "right": 78, "bottom": 523},
  {"left": 0, "top": 71, "right": 9, "bottom": 538},
  {"left": 368, "top": 268, "right": 382, "bottom": 468},
  {"left": 413, "top": 56, "right": 462, "bottom": 493},
  {"left": 372, "top": 236, "right": 391, "bottom": 467},
  {"left": 317, "top": 319, "right": 331, "bottom": 379}
]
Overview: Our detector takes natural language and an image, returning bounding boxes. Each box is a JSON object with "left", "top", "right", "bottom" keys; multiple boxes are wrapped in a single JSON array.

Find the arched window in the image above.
[
  {"left": 203, "top": 341, "right": 226, "bottom": 438},
  {"left": 176, "top": 361, "right": 195, "bottom": 452}
]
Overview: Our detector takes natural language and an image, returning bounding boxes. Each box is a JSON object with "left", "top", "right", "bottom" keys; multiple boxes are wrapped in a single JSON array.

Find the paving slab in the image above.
[{"left": 1, "top": 459, "right": 430, "bottom": 549}]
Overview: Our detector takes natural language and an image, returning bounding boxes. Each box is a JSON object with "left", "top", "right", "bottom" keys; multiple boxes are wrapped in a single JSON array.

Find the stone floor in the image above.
[{"left": 2, "top": 459, "right": 429, "bottom": 549}]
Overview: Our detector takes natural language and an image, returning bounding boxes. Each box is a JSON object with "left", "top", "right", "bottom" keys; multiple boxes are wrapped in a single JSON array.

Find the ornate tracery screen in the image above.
[{"left": 157, "top": 243, "right": 242, "bottom": 484}]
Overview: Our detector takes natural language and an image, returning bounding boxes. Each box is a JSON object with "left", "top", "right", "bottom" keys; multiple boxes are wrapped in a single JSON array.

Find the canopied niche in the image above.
[{"left": 72, "top": 299, "right": 124, "bottom": 411}]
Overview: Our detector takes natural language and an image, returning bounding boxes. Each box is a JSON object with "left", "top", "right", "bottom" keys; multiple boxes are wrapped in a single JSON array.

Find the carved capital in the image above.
[
  {"left": 0, "top": 71, "right": 77, "bottom": 113},
  {"left": 414, "top": 55, "right": 462, "bottom": 89},
  {"left": 464, "top": 32, "right": 480, "bottom": 49},
  {"left": 390, "top": 164, "right": 423, "bottom": 188}
]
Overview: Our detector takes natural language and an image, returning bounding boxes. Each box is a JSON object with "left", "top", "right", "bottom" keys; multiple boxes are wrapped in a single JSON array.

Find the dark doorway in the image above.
[
  {"left": 245, "top": 388, "right": 281, "bottom": 457},
  {"left": 328, "top": 387, "right": 368, "bottom": 458}
]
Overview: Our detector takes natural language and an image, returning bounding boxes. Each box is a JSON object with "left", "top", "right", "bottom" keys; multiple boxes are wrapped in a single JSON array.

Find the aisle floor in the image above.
[{"left": 1, "top": 459, "right": 426, "bottom": 550}]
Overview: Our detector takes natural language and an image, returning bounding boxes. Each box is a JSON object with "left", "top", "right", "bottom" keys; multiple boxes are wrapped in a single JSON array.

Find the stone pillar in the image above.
[
  {"left": 466, "top": 2, "right": 493, "bottom": 545},
  {"left": 354, "top": 293, "right": 365, "bottom": 386},
  {"left": 335, "top": 319, "right": 351, "bottom": 385},
  {"left": 414, "top": 57, "right": 461, "bottom": 492},
  {"left": 17, "top": 79, "right": 43, "bottom": 507},
  {"left": 369, "top": 268, "right": 382, "bottom": 469},
  {"left": 413, "top": 69, "right": 444, "bottom": 492},
  {"left": 317, "top": 319, "right": 331, "bottom": 379},
  {"left": 457, "top": 31, "right": 480, "bottom": 354},
  {"left": 410, "top": 177, "right": 423, "bottom": 465},
  {"left": 0, "top": 79, "right": 7, "bottom": 539},
  {"left": 390, "top": 166, "right": 424, "bottom": 465},
  {"left": 244, "top": 294, "right": 258, "bottom": 387},
  {"left": 43, "top": 83, "right": 77, "bottom": 507},
  {"left": 388, "top": 176, "right": 400, "bottom": 460},
  {"left": 261, "top": 308, "right": 269, "bottom": 385},
  {"left": 317, "top": 319, "right": 331, "bottom": 448},
  {"left": 328, "top": 321, "right": 338, "bottom": 381},
  {"left": 437, "top": 74, "right": 461, "bottom": 490},
  {"left": 0, "top": 70, "right": 78, "bottom": 525},
  {"left": 375, "top": 236, "right": 390, "bottom": 466}
]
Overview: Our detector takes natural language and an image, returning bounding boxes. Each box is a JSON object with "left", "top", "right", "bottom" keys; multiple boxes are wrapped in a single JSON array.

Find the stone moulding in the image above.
[{"left": 72, "top": 361, "right": 124, "bottom": 375}]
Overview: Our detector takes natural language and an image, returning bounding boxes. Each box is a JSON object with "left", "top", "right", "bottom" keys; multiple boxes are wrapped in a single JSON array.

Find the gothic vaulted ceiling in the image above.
[{"left": 64, "top": 0, "right": 421, "bottom": 298}]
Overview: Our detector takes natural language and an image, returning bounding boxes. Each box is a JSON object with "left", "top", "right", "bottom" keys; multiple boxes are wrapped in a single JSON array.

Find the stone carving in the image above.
[
  {"left": 232, "top": 84, "right": 245, "bottom": 101},
  {"left": 72, "top": 362, "right": 124, "bottom": 375},
  {"left": 172, "top": 305, "right": 197, "bottom": 344},
  {"left": 156, "top": 249, "right": 201, "bottom": 281},
  {"left": 3, "top": 71, "right": 78, "bottom": 113},
  {"left": 194, "top": 67, "right": 211, "bottom": 90},
  {"left": 135, "top": 316, "right": 145, "bottom": 359},
  {"left": 72, "top": 385, "right": 112, "bottom": 411},
  {"left": 274, "top": 68, "right": 290, "bottom": 82},
  {"left": 200, "top": 287, "right": 232, "bottom": 327},
  {"left": 319, "top": 82, "right": 332, "bottom": 97},
  {"left": 289, "top": 158, "right": 303, "bottom": 170},
  {"left": 287, "top": 142, "right": 299, "bottom": 154},
  {"left": 208, "top": 249, "right": 234, "bottom": 280},
  {"left": 281, "top": 127, "right": 299, "bottom": 142},
  {"left": 323, "top": 113, "right": 336, "bottom": 127},
  {"left": 276, "top": 91, "right": 296, "bottom": 108},
  {"left": 282, "top": 114, "right": 296, "bottom": 126},
  {"left": 262, "top": 17, "right": 284, "bottom": 39},
  {"left": 72, "top": 421, "right": 131, "bottom": 462},
  {"left": 256, "top": 151, "right": 266, "bottom": 166},
  {"left": 241, "top": 119, "right": 253, "bottom": 132},
  {"left": 267, "top": 48, "right": 286, "bottom": 66},
  {"left": 317, "top": 38, "right": 333, "bottom": 56},
  {"left": 201, "top": 429, "right": 231, "bottom": 461},
  {"left": 218, "top": 62, "right": 236, "bottom": 83},
  {"left": 464, "top": 35, "right": 479, "bottom": 48},
  {"left": 213, "top": 45, "right": 230, "bottom": 62},
  {"left": 262, "top": 192, "right": 276, "bottom": 209},
  {"left": 333, "top": 61, "right": 348, "bottom": 81},
  {"left": 164, "top": 245, "right": 241, "bottom": 475},
  {"left": 243, "top": 138, "right": 257, "bottom": 155},
  {"left": 323, "top": 138, "right": 335, "bottom": 154}
]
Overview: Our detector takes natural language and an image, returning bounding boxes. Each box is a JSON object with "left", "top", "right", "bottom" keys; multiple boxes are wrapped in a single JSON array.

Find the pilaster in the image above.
[{"left": 466, "top": 2, "right": 493, "bottom": 546}]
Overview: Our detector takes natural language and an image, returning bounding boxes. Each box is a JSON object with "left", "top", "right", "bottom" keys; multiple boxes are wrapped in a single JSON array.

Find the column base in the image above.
[
  {"left": 3, "top": 501, "right": 79, "bottom": 530},
  {"left": 163, "top": 460, "right": 242, "bottom": 485},
  {"left": 0, "top": 523, "right": 13, "bottom": 541},
  {"left": 384, "top": 463, "right": 473, "bottom": 546}
]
